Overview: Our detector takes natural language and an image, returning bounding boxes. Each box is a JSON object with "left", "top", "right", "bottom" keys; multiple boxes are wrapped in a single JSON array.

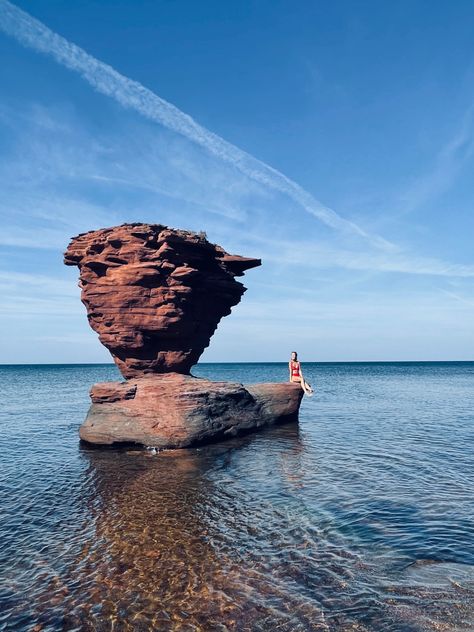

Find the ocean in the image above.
[{"left": 0, "top": 362, "right": 473, "bottom": 631}]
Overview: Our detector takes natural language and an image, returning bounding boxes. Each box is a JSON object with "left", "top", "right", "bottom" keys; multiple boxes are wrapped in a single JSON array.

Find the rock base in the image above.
[{"left": 79, "top": 374, "right": 304, "bottom": 448}]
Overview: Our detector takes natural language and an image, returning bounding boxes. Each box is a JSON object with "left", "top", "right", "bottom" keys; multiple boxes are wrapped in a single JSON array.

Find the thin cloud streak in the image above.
[
  {"left": 0, "top": 270, "right": 79, "bottom": 316},
  {"left": 399, "top": 106, "right": 474, "bottom": 216},
  {"left": 0, "top": 0, "right": 393, "bottom": 250},
  {"left": 267, "top": 248, "right": 474, "bottom": 278},
  {"left": 439, "top": 288, "right": 474, "bottom": 307},
  {"left": 0, "top": 270, "right": 73, "bottom": 289},
  {"left": 218, "top": 230, "right": 474, "bottom": 278}
]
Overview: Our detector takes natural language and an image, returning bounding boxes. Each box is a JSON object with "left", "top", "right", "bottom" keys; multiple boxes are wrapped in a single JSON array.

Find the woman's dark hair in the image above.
[{"left": 291, "top": 351, "right": 298, "bottom": 359}]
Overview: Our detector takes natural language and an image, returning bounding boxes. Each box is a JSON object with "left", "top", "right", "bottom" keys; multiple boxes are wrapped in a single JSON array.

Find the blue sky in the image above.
[{"left": 0, "top": 0, "right": 473, "bottom": 363}]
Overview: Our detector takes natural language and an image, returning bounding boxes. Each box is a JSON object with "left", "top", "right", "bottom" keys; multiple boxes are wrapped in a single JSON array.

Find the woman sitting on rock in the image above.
[{"left": 289, "top": 351, "right": 313, "bottom": 395}]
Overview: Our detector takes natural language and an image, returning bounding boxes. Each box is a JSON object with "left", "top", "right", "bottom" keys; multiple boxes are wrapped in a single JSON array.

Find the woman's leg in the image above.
[
  {"left": 297, "top": 377, "right": 310, "bottom": 394},
  {"left": 291, "top": 377, "right": 312, "bottom": 395},
  {"left": 304, "top": 380, "right": 313, "bottom": 394},
  {"left": 301, "top": 378, "right": 313, "bottom": 395}
]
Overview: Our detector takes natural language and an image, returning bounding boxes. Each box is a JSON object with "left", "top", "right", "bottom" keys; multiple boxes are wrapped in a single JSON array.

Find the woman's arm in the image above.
[{"left": 288, "top": 361, "right": 292, "bottom": 381}]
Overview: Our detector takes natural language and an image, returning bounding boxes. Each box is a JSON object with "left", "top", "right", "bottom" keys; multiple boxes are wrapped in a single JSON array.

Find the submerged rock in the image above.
[
  {"left": 80, "top": 374, "right": 303, "bottom": 448},
  {"left": 65, "top": 223, "right": 304, "bottom": 448}
]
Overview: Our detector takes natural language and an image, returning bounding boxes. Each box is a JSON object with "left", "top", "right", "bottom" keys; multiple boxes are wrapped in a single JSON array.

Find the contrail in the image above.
[{"left": 0, "top": 0, "right": 392, "bottom": 249}]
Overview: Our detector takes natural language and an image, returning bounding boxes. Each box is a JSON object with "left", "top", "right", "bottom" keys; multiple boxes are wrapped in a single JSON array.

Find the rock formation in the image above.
[
  {"left": 65, "top": 223, "right": 303, "bottom": 448},
  {"left": 80, "top": 374, "right": 303, "bottom": 448},
  {"left": 64, "top": 223, "right": 260, "bottom": 378}
]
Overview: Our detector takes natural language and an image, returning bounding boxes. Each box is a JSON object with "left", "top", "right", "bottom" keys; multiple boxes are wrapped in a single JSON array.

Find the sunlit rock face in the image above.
[
  {"left": 65, "top": 222, "right": 304, "bottom": 449},
  {"left": 79, "top": 374, "right": 304, "bottom": 448},
  {"left": 64, "top": 223, "right": 261, "bottom": 378}
]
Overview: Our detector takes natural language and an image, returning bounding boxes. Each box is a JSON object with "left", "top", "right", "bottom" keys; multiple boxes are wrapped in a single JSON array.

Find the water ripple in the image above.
[{"left": 0, "top": 362, "right": 473, "bottom": 630}]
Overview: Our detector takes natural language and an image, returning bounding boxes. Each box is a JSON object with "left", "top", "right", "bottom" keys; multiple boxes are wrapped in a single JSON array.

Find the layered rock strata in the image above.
[
  {"left": 80, "top": 374, "right": 304, "bottom": 448},
  {"left": 64, "top": 223, "right": 260, "bottom": 378},
  {"left": 65, "top": 223, "right": 304, "bottom": 448}
]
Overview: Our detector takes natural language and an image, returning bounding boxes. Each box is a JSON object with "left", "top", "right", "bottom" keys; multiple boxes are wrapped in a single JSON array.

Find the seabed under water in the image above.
[{"left": 1, "top": 361, "right": 474, "bottom": 631}]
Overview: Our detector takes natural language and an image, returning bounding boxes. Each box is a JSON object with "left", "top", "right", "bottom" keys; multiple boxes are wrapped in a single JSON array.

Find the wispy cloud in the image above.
[
  {"left": 0, "top": 102, "right": 262, "bottom": 242},
  {"left": 0, "top": 270, "right": 74, "bottom": 293},
  {"left": 216, "top": 229, "right": 474, "bottom": 278},
  {"left": 0, "top": 270, "right": 79, "bottom": 316},
  {"left": 0, "top": 0, "right": 394, "bottom": 250},
  {"left": 276, "top": 245, "right": 474, "bottom": 278},
  {"left": 204, "top": 285, "right": 474, "bottom": 362},
  {"left": 1, "top": 5, "right": 472, "bottom": 282},
  {"left": 398, "top": 106, "right": 474, "bottom": 216},
  {"left": 1, "top": 98, "right": 472, "bottom": 286},
  {"left": 439, "top": 288, "right": 474, "bottom": 307}
]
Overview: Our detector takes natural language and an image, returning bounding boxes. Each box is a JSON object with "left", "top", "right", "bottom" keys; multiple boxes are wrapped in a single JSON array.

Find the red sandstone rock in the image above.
[
  {"left": 65, "top": 223, "right": 305, "bottom": 448},
  {"left": 64, "top": 223, "right": 260, "bottom": 378},
  {"left": 80, "top": 374, "right": 303, "bottom": 448}
]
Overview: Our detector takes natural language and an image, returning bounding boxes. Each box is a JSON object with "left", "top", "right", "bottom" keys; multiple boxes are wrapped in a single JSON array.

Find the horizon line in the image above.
[{"left": 0, "top": 360, "right": 473, "bottom": 366}]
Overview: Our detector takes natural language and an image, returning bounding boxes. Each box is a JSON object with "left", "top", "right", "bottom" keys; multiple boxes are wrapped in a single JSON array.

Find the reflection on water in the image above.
[{"left": 0, "top": 362, "right": 474, "bottom": 630}]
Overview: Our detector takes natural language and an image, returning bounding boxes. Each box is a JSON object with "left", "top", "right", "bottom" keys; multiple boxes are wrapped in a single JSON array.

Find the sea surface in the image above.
[{"left": 0, "top": 362, "right": 473, "bottom": 631}]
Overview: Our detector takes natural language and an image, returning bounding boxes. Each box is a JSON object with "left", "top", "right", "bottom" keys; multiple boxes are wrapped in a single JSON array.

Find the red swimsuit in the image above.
[{"left": 291, "top": 361, "right": 300, "bottom": 378}]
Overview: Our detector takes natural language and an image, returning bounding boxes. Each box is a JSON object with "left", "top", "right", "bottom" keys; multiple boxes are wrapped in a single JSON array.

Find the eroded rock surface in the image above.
[
  {"left": 64, "top": 223, "right": 260, "bottom": 378},
  {"left": 80, "top": 375, "right": 304, "bottom": 448},
  {"left": 65, "top": 223, "right": 304, "bottom": 449}
]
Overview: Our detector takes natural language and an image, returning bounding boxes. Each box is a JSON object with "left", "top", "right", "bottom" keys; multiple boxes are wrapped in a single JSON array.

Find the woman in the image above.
[{"left": 289, "top": 351, "right": 313, "bottom": 395}]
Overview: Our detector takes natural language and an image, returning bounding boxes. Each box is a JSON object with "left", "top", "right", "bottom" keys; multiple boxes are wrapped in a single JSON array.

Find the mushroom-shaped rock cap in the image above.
[{"left": 64, "top": 223, "right": 261, "bottom": 378}]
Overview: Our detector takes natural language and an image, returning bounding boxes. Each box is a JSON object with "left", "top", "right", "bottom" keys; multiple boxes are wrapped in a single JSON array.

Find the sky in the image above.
[{"left": 0, "top": 0, "right": 473, "bottom": 363}]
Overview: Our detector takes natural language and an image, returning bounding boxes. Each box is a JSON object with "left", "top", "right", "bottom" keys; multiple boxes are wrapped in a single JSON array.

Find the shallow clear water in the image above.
[{"left": 1, "top": 362, "right": 473, "bottom": 631}]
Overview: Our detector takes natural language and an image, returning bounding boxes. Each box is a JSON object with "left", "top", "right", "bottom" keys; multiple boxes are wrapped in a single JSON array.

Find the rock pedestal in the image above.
[
  {"left": 80, "top": 374, "right": 303, "bottom": 448},
  {"left": 65, "top": 223, "right": 304, "bottom": 449}
]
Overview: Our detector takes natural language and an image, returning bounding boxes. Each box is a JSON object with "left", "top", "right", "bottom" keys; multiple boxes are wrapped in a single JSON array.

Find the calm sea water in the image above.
[{"left": 0, "top": 362, "right": 473, "bottom": 631}]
